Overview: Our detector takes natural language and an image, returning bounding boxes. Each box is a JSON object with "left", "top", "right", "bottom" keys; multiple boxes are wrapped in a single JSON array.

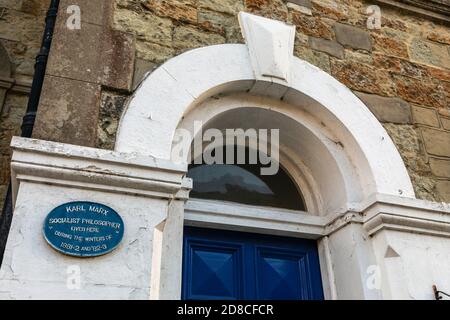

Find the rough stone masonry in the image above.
[{"left": 0, "top": 0, "right": 51, "bottom": 211}]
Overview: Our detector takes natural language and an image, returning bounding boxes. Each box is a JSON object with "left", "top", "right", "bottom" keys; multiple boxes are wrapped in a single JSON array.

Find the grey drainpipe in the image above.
[{"left": 0, "top": 0, "right": 60, "bottom": 265}]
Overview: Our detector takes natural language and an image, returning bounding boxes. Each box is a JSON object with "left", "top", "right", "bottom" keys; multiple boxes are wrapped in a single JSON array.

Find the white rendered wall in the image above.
[
  {"left": 0, "top": 138, "right": 190, "bottom": 300},
  {"left": 0, "top": 183, "right": 166, "bottom": 299},
  {"left": 371, "top": 229, "right": 450, "bottom": 300}
]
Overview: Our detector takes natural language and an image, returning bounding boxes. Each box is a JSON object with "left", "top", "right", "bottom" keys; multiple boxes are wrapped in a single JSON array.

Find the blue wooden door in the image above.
[{"left": 182, "top": 227, "right": 324, "bottom": 300}]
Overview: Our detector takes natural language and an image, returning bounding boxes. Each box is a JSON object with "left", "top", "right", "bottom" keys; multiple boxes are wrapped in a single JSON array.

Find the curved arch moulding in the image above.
[{"left": 115, "top": 13, "right": 415, "bottom": 215}]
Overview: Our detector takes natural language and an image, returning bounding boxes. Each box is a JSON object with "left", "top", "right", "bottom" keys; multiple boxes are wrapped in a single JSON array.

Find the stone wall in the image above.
[
  {"left": 32, "top": 0, "right": 135, "bottom": 148},
  {"left": 0, "top": 0, "right": 50, "bottom": 210}
]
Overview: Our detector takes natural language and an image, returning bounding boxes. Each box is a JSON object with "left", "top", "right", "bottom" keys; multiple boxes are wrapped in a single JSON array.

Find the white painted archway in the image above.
[
  {"left": 5, "top": 12, "right": 450, "bottom": 301},
  {"left": 115, "top": 13, "right": 415, "bottom": 216}
]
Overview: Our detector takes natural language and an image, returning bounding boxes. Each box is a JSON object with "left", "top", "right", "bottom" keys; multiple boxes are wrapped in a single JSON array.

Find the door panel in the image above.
[
  {"left": 184, "top": 242, "right": 244, "bottom": 300},
  {"left": 182, "top": 227, "right": 324, "bottom": 300},
  {"left": 256, "top": 248, "right": 311, "bottom": 300}
]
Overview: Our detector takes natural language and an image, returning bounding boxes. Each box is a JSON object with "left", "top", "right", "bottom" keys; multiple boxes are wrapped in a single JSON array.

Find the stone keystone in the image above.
[{"left": 238, "top": 12, "right": 296, "bottom": 84}]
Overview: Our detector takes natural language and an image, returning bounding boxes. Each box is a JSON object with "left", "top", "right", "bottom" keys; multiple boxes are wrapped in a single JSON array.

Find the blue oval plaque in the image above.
[{"left": 43, "top": 201, "right": 124, "bottom": 257}]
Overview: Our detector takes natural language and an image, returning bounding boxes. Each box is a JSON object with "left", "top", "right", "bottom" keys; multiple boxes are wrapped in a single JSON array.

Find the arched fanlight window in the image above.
[{"left": 187, "top": 147, "right": 306, "bottom": 211}]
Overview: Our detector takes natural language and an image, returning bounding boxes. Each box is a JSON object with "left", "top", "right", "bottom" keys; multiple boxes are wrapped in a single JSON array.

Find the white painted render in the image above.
[
  {"left": 0, "top": 137, "right": 190, "bottom": 299},
  {"left": 0, "top": 12, "right": 449, "bottom": 300},
  {"left": 1, "top": 138, "right": 449, "bottom": 299}
]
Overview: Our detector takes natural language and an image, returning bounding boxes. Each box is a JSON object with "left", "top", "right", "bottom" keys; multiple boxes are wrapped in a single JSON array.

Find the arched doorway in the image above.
[
  {"left": 114, "top": 12, "right": 415, "bottom": 299},
  {"left": 182, "top": 140, "right": 324, "bottom": 299}
]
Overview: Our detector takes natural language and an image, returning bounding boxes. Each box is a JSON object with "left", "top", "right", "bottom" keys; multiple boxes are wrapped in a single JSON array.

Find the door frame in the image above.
[
  {"left": 184, "top": 198, "right": 338, "bottom": 300},
  {"left": 182, "top": 225, "right": 325, "bottom": 300}
]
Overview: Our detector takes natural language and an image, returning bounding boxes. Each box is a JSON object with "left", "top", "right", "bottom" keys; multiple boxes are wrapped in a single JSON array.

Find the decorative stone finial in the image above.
[{"left": 238, "top": 12, "right": 296, "bottom": 84}]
